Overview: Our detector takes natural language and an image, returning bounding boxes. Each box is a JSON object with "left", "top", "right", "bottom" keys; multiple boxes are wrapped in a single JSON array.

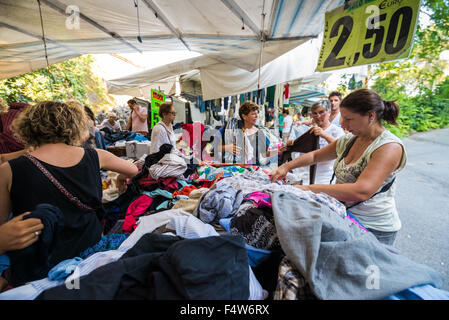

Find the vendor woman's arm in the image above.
[{"left": 297, "top": 142, "right": 403, "bottom": 202}]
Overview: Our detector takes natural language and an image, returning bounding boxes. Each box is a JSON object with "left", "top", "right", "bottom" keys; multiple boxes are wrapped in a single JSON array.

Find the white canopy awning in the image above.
[
  {"left": 0, "top": 0, "right": 345, "bottom": 80},
  {"left": 106, "top": 34, "right": 369, "bottom": 100}
]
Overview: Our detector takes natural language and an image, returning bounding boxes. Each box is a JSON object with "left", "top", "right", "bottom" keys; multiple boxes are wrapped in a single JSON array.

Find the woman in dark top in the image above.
[{"left": 0, "top": 101, "right": 138, "bottom": 285}]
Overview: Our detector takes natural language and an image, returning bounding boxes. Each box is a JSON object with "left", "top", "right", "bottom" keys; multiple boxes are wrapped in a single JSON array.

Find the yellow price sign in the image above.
[{"left": 317, "top": 0, "right": 421, "bottom": 72}]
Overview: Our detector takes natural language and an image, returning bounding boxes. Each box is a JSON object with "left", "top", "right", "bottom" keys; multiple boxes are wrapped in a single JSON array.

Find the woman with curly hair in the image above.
[{"left": 0, "top": 101, "right": 138, "bottom": 286}]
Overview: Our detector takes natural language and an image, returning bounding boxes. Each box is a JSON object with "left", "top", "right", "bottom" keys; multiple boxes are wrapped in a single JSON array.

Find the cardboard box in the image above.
[
  {"left": 107, "top": 146, "right": 127, "bottom": 157},
  {"left": 126, "top": 141, "right": 151, "bottom": 159}
]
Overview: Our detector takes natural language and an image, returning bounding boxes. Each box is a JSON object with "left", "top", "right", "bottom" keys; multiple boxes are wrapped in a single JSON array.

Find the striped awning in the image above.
[{"left": 289, "top": 85, "right": 328, "bottom": 105}]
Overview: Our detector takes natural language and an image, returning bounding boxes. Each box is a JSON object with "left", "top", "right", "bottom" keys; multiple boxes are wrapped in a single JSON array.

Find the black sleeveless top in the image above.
[{"left": 8, "top": 148, "right": 103, "bottom": 265}]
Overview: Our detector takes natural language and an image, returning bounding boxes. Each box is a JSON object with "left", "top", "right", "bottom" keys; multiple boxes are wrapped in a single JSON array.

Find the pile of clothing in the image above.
[
  {"left": 1, "top": 163, "right": 448, "bottom": 301},
  {"left": 100, "top": 127, "right": 148, "bottom": 147}
]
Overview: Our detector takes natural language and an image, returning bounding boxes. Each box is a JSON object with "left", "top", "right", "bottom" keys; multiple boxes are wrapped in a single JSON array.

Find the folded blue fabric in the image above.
[
  {"left": 133, "top": 134, "right": 149, "bottom": 142},
  {"left": 48, "top": 257, "right": 83, "bottom": 281},
  {"left": 143, "top": 189, "right": 173, "bottom": 199},
  {"left": 79, "top": 234, "right": 129, "bottom": 259},
  {"left": 385, "top": 284, "right": 449, "bottom": 300},
  {"left": 177, "top": 179, "right": 190, "bottom": 189}
]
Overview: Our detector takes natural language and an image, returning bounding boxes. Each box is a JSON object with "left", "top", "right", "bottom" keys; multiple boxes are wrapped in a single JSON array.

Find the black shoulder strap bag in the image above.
[{"left": 329, "top": 136, "right": 395, "bottom": 209}]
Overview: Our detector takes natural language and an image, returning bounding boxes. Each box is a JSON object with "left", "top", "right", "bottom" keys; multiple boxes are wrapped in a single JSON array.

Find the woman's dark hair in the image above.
[
  {"left": 127, "top": 99, "right": 137, "bottom": 105},
  {"left": 340, "top": 89, "right": 400, "bottom": 125},
  {"left": 158, "top": 102, "right": 173, "bottom": 117},
  {"left": 328, "top": 91, "right": 342, "bottom": 100},
  {"left": 84, "top": 105, "right": 95, "bottom": 122}
]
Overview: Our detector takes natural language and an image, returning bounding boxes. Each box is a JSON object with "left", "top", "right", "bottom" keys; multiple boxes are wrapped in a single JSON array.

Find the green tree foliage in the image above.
[
  {"left": 0, "top": 55, "right": 115, "bottom": 114},
  {"left": 369, "top": 0, "right": 449, "bottom": 137}
]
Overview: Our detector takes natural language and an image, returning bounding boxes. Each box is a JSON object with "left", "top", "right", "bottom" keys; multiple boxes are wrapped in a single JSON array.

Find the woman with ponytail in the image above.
[{"left": 271, "top": 89, "right": 406, "bottom": 245}]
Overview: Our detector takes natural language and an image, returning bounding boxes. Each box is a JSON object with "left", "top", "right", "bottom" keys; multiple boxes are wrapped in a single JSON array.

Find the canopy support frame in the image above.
[
  {"left": 141, "top": 0, "right": 191, "bottom": 51},
  {"left": 38, "top": 0, "right": 143, "bottom": 54},
  {"left": 220, "top": 0, "right": 265, "bottom": 41}
]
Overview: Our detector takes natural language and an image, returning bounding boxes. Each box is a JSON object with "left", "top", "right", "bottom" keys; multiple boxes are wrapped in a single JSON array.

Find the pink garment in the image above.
[
  {"left": 243, "top": 192, "right": 272, "bottom": 209},
  {"left": 130, "top": 105, "right": 148, "bottom": 132},
  {"left": 122, "top": 195, "right": 153, "bottom": 233}
]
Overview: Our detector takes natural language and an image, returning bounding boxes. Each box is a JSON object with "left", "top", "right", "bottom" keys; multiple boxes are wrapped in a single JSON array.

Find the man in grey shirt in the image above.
[{"left": 100, "top": 112, "right": 122, "bottom": 132}]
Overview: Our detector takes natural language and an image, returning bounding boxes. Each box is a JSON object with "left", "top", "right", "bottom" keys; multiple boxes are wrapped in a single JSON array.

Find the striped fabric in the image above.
[{"left": 289, "top": 85, "right": 328, "bottom": 106}]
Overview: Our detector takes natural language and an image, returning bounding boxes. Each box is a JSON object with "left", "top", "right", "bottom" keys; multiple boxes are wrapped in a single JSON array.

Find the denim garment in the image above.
[
  {"left": 0, "top": 254, "right": 10, "bottom": 273},
  {"left": 94, "top": 131, "right": 107, "bottom": 150},
  {"left": 79, "top": 234, "right": 130, "bottom": 259},
  {"left": 196, "top": 183, "right": 244, "bottom": 224}
]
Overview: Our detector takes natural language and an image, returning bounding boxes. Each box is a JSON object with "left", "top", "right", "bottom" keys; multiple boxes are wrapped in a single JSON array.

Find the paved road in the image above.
[{"left": 394, "top": 127, "right": 449, "bottom": 291}]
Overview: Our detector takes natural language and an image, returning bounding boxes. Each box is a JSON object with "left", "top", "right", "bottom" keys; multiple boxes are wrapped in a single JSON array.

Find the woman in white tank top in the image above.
[{"left": 270, "top": 89, "right": 407, "bottom": 245}]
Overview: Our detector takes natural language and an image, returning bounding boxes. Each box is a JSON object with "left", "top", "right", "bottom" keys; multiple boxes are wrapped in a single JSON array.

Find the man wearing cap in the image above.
[{"left": 100, "top": 112, "right": 122, "bottom": 133}]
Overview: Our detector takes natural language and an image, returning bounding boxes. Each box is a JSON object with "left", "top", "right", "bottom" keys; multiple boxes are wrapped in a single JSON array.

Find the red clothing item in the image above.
[
  {"left": 0, "top": 103, "right": 28, "bottom": 153},
  {"left": 194, "top": 177, "right": 226, "bottom": 189},
  {"left": 137, "top": 176, "right": 179, "bottom": 191},
  {"left": 180, "top": 123, "right": 205, "bottom": 157},
  {"left": 284, "top": 84, "right": 289, "bottom": 99},
  {"left": 173, "top": 185, "right": 198, "bottom": 198},
  {"left": 122, "top": 194, "right": 153, "bottom": 233}
]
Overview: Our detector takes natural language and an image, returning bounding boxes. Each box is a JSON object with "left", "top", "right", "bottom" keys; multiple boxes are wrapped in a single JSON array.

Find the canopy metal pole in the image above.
[
  {"left": 221, "top": 0, "right": 262, "bottom": 40},
  {"left": 257, "top": 0, "right": 266, "bottom": 92},
  {"left": 37, "top": 0, "right": 50, "bottom": 69},
  {"left": 141, "top": 0, "right": 191, "bottom": 51},
  {"left": 257, "top": 0, "right": 266, "bottom": 128},
  {"left": 39, "top": 0, "right": 142, "bottom": 53},
  {"left": 37, "top": 0, "right": 54, "bottom": 93}
]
